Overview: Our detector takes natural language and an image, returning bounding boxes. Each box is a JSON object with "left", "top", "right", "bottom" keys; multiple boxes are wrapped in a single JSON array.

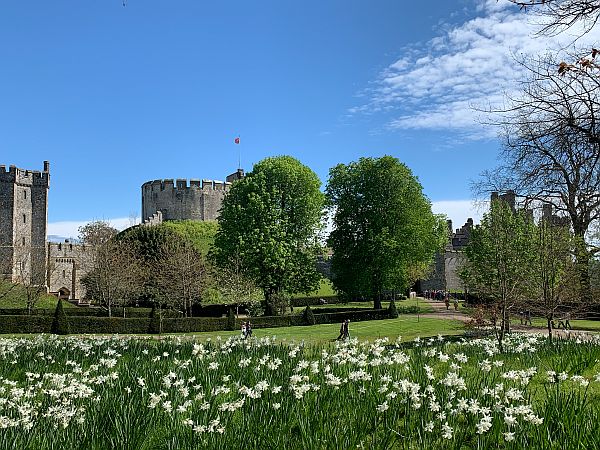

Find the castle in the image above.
[
  {"left": 0, "top": 162, "right": 50, "bottom": 287},
  {"left": 419, "top": 190, "right": 569, "bottom": 293},
  {"left": 1, "top": 161, "right": 242, "bottom": 303},
  {"left": 141, "top": 169, "right": 244, "bottom": 223}
]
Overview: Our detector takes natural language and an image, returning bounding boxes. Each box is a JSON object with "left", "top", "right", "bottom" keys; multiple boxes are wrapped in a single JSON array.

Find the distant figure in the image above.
[
  {"left": 524, "top": 310, "right": 532, "bottom": 326},
  {"left": 241, "top": 322, "right": 247, "bottom": 339},
  {"left": 445, "top": 297, "right": 450, "bottom": 310},
  {"left": 290, "top": 304, "right": 294, "bottom": 314},
  {"left": 336, "top": 321, "right": 345, "bottom": 340},
  {"left": 557, "top": 313, "right": 572, "bottom": 330},
  {"left": 343, "top": 319, "right": 350, "bottom": 339},
  {"left": 453, "top": 298, "right": 459, "bottom": 311}
]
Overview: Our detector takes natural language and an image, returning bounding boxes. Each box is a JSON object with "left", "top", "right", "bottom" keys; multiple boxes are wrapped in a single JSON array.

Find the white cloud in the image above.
[
  {"left": 47, "top": 217, "right": 139, "bottom": 240},
  {"left": 431, "top": 199, "right": 486, "bottom": 229},
  {"left": 356, "top": 1, "right": 600, "bottom": 136}
]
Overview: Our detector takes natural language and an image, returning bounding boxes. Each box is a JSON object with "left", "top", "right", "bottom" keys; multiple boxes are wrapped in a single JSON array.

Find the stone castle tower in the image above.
[
  {"left": 0, "top": 161, "right": 50, "bottom": 286},
  {"left": 141, "top": 169, "right": 244, "bottom": 223}
]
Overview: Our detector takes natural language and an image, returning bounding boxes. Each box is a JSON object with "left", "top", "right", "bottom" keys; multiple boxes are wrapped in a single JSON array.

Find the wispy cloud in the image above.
[
  {"left": 354, "top": 0, "right": 600, "bottom": 137},
  {"left": 48, "top": 217, "right": 139, "bottom": 240}
]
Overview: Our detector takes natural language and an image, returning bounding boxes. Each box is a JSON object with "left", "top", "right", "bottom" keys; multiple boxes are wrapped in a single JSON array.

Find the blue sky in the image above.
[{"left": 1, "top": 1, "right": 594, "bottom": 237}]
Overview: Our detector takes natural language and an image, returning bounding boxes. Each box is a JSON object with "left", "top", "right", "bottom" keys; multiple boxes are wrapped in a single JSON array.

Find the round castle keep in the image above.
[{"left": 141, "top": 171, "right": 244, "bottom": 222}]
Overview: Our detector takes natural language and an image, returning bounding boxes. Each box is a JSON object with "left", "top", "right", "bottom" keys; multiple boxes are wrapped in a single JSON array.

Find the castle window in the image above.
[
  {"left": 23, "top": 190, "right": 27, "bottom": 199},
  {"left": 69, "top": 244, "right": 73, "bottom": 251},
  {"left": 62, "top": 270, "right": 66, "bottom": 278},
  {"left": 23, "top": 214, "right": 26, "bottom": 224},
  {"left": 58, "top": 243, "right": 62, "bottom": 251},
  {"left": 22, "top": 237, "right": 25, "bottom": 246}
]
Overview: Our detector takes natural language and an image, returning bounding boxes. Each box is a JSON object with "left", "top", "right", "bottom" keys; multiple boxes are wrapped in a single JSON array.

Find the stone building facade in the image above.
[
  {"left": 46, "top": 240, "right": 88, "bottom": 301},
  {"left": 0, "top": 162, "right": 50, "bottom": 286},
  {"left": 141, "top": 169, "right": 244, "bottom": 223},
  {"left": 420, "top": 218, "right": 473, "bottom": 292}
]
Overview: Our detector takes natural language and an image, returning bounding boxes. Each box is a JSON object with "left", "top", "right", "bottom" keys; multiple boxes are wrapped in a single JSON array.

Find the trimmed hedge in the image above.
[
  {"left": 290, "top": 296, "right": 340, "bottom": 307},
  {"left": 310, "top": 307, "right": 373, "bottom": 314},
  {"left": 0, "top": 307, "right": 182, "bottom": 318},
  {"left": 0, "top": 308, "right": 394, "bottom": 335}
]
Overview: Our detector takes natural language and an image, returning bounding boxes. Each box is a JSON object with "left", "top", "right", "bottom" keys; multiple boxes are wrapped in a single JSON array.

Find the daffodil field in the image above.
[{"left": 0, "top": 333, "right": 599, "bottom": 449}]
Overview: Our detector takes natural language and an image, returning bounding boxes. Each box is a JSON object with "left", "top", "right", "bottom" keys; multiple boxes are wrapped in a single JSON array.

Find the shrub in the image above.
[
  {"left": 51, "top": 300, "right": 70, "bottom": 335},
  {"left": 388, "top": 299, "right": 399, "bottom": 318},
  {"left": 149, "top": 304, "right": 161, "bottom": 334},
  {"left": 302, "top": 306, "right": 316, "bottom": 325},
  {"left": 227, "top": 308, "right": 236, "bottom": 331}
]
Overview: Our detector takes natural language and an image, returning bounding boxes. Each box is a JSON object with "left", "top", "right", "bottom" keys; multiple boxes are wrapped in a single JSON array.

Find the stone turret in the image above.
[
  {"left": 141, "top": 169, "right": 244, "bottom": 222},
  {"left": 0, "top": 161, "right": 50, "bottom": 286}
]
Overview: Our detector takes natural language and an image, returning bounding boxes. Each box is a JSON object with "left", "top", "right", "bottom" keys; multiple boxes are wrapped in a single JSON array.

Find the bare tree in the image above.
[
  {"left": 13, "top": 245, "right": 50, "bottom": 314},
  {"left": 507, "top": 0, "right": 600, "bottom": 36},
  {"left": 480, "top": 55, "right": 600, "bottom": 299},
  {"left": 81, "top": 238, "right": 145, "bottom": 318},
  {"left": 153, "top": 239, "right": 207, "bottom": 317}
]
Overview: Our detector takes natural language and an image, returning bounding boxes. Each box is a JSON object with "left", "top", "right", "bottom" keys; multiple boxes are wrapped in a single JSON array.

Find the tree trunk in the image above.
[
  {"left": 546, "top": 316, "right": 553, "bottom": 342},
  {"left": 374, "top": 291, "right": 382, "bottom": 310}
]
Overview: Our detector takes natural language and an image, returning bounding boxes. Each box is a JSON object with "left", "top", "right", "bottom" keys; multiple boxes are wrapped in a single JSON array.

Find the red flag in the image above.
[{"left": 234, "top": 137, "right": 240, "bottom": 144}]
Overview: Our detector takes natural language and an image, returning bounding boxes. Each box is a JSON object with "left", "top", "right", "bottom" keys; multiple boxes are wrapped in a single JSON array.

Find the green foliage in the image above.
[
  {"left": 213, "top": 156, "right": 325, "bottom": 302},
  {"left": 302, "top": 305, "right": 316, "bottom": 325},
  {"left": 149, "top": 304, "right": 161, "bottom": 334},
  {"left": 387, "top": 299, "right": 399, "bottom": 318},
  {"left": 51, "top": 300, "right": 70, "bottom": 335},
  {"left": 461, "top": 199, "right": 537, "bottom": 348},
  {"left": 326, "top": 156, "right": 447, "bottom": 307},
  {"left": 118, "top": 225, "right": 179, "bottom": 262},
  {"left": 226, "top": 308, "right": 236, "bottom": 331},
  {"left": 162, "top": 220, "right": 218, "bottom": 256},
  {"left": 0, "top": 280, "right": 74, "bottom": 309}
]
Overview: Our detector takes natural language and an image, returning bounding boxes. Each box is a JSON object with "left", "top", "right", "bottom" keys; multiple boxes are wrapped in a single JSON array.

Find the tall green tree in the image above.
[
  {"left": 461, "top": 199, "right": 537, "bottom": 351},
  {"left": 326, "top": 156, "right": 447, "bottom": 309},
  {"left": 213, "top": 156, "right": 325, "bottom": 312},
  {"left": 529, "top": 218, "right": 578, "bottom": 340}
]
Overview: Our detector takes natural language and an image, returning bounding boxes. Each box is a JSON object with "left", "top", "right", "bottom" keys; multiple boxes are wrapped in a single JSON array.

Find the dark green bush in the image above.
[
  {"left": 302, "top": 306, "right": 316, "bottom": 325},
  {"left": 148, "top": 304, "right": 161, "bottom": 334},
  {"left": 388, "top": 299, "right": 399, "bottom": 318},
  {"left": 227, "top": 308, "right": 236, "bottom": 331},
  {"left": 51, "top": 300, "right": 71, "bottom": 335},
  {"left": 0, "top": 306, "right": 393, "bottom": 335}
]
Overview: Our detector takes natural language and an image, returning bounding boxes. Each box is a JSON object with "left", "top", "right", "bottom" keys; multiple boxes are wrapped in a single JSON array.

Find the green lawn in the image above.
[
  {"left": 293, "top": 278, "right": 337, "bottom": 298},
  {"left": 0, "top": 281, "right": 76, "bottom": 309},
  {"left": 169, "top": 315, "right": 464, "bottom": 344},
  {"left": 304, "top": 298, "right": 434, "bottom": 313},
  {"left": 512, "top": 316, "right": 600, "bottom": 332}
]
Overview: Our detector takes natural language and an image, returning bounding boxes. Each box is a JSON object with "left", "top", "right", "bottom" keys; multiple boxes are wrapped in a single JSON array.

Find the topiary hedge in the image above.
[{"left": 0, "top": 308, "right": 395, "bottom": 335}]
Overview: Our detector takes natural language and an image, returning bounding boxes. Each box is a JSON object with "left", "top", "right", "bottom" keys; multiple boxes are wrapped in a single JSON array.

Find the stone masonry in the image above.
[
  {"left": 141, "top": 169, "right": 244, "bottom": 223},
  {"left": 0, "top": 162, "right": 50, "bottom": 286},
  {"left": 47, "top": 240, "right": 88, "bottom": 301}
]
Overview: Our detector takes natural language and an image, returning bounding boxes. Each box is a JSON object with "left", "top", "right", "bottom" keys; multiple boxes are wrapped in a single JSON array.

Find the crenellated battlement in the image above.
[
  {"left": 142, "top": 178, "right": 232, "bottom": 192},
  {"left": 0, "top": 162, "right": 50, "bottom": 187},
  {"left": 141, "top": 171, "right": 241, "bottom": 222}
]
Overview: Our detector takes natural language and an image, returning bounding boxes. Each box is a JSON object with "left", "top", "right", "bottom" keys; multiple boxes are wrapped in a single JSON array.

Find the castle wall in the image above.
[
  {"left": 47, "top": 241, "right": 88, "bottom": 300},
  {"left": 0, "top": 163, "right": 49, "bottom": 285},
  {"left": 141, "top": 178, "right": 231, "bottom": 222}
]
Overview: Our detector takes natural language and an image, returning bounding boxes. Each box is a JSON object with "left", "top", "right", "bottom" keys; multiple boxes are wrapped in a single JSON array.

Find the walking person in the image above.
[
  {"left": 246, "top": 321, "right": 253, "bottom": 337},
  {"left": 564, "top": 312, "right": 571, "bottom": 330},
  {"left": 343, "top": 319, "right": 350, "bottom": 339},
  {"left": 336, "top": 321, "right": 345, "bottom": 340},
  {"left": 453, "top": 297, "right": 459, "bottom": 311},
  {"left": 241, "top": 321, "right": 247, "bottom": 339},
  {"left": 524, "top": 310, "right": 532, "bottom": 326},
  {"left": 445, "top": 296, "right": 450, "bottom": 311}
]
